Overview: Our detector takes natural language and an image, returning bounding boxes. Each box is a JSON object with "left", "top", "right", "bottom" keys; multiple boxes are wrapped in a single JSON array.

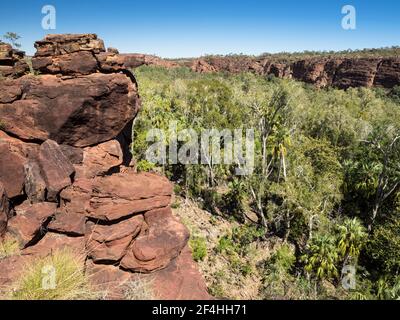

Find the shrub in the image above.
[{"left": 190, "top": 236, "right": 207, "bottom": 262}]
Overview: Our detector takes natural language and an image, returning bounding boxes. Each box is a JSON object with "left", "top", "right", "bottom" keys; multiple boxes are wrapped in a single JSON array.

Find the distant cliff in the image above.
[{"left": 116, "top": 52, "right": 400, "bottom": 89}]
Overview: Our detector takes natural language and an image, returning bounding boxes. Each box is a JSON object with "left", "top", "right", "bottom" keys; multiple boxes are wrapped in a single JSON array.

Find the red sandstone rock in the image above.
[
  {"left": 22, "top": 232, "right": 86, "bottom": 260},
  {"left": 32, "top": 51, "right": 98, "bottom": 75},
  {"left": 191, "top": 59, "right": 217, "bottom": 73},
  {"left": 38, "top": 140, "right": 75, "bottom": 202},
  {"left": 7, "top": 202, "right": 57, "bottom": 248},
  {"left": 152, "top": 245, "right": 211, "bottom": 300},
  {"left": 333, "top": 58, "right": 381, "bottom": 89},
  {"left": 0, "top": 73, "right": 140, "bottom": 147},
  {"left": 120, "top": 207, "right": 189, "bottom": 273},
  {"left": 374, "top": 58, "right": 400, "bottom": 88},
  {"left": 0, "top": 34, "right": 211, "bottom": 300},
  {"left": 0, "top": 42, "right": 30, "bottom": 79},
  {"left": 86, "top": 261, "right": 133, "bottom": 300},
  {"left": 34, "top": 34, "right": 105, "bottom": 57},
  {"left": 87, "top": 172, "right": 173, "bottom": 221},
  {"left": 48, "top": 210, "right": 86, "bottom": 236},
  {"left": 24, "top": 160, "right": 46, "bottom": 203},
  {"left": 79, "top": 140, "right": 124, "bottom": 178},
  {"left": 86, "top": 214, "right": 143, "bottom": 262},
  {"left": 0, "top": 132, "right": 38, "bottom": 198},
  {"left": 59, "top": 144, "right": 84, "bottom": 164},
  {"left": 120, "top": 53, "right": 179, "bottom": 69},
  {"left": 0, "top": 254, "right": 28, "bottom": 294},
  {"left": 0, "top": 182, "right": 10, "bottom": 237},
  {"left": 59, "top": 178, "right": 93, "bottom": 215}
]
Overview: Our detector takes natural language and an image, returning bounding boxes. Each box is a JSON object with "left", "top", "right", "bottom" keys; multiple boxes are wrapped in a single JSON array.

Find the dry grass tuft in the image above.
[
  {"left": 123, "top": 276, "right": 155, "bottom": 300},
  {"left": 0, "top": 235, "right": 20, "bottom": 260},
  {"left": 9, "top": 249, "right": 101, "bottom": 300}
]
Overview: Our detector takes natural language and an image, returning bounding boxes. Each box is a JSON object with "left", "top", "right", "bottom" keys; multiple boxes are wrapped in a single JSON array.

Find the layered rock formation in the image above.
[
  {"left": 120, "top": 53, "right": 179, "bottom": 69},
  {"left": 0, "top": 42, "right": 30, "bottom": 79},
  {"left": 0, "top": 34, "right": 210, "bottom": 300},
  {"left": 188, "top": 56, "right": 400, "bottom": 89},
  {"left": 109, "top": 51, "right": 399, "bottom": 89}
]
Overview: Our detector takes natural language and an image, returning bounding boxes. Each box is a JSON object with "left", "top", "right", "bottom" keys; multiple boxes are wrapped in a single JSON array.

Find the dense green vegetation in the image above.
[
  {"left": 132, "top": 65, "right": 400, "bottom": 300},
  {"left": 169, "top": 46, "right": 400, "bottom": 64}
]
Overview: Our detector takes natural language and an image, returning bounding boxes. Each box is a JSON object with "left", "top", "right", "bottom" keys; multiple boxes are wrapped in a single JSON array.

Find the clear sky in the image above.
[{"left": 1, "top": 0, "right": 399, "bottom": 58}]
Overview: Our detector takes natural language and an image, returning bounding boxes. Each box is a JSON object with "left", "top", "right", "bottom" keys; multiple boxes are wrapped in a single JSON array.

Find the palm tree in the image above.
[
  {"left": 337, "top": 217, "right": 367, "bottom": 264},
  {"left": 303, "top": 234, "right": 339, "bottom": 281}
]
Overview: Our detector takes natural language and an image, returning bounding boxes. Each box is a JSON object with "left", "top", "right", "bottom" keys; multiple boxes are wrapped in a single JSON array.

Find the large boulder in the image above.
[
  {"left": 0, "top": 73, "right": 140, "bottom": 147},
  {"left": 120, "top": 207, "right": 189, "bottom": 273},
  {"left": 32, "top": 51, "right": 98, "bottom": 76}
]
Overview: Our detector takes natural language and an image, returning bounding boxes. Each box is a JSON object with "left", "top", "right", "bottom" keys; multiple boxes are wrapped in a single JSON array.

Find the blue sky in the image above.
[{"left": 1, "top": 0, "right": 399, "bottom": 58}]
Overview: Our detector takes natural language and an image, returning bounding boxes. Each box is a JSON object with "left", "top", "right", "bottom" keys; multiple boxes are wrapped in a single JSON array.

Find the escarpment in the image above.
[
  {"left": 189, "top": 55, "right": 400, "bottom": 89},
  {"left": 116, "top": 51, "right": 400, "bottom": 89},
  {"left": 0, "top": 34, "right": 210, "bottom": 300}
]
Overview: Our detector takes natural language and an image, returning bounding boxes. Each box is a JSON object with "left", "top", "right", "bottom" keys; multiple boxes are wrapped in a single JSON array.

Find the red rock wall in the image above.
[
  {"left": 0, "top": 34, "right": 210, "bottom": 300},
  {"left": 188, "top": 56, "right": 400, "bottom": 89}
]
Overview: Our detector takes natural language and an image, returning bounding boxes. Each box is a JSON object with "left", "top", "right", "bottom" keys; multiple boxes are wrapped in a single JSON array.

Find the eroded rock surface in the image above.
[
  {"left": 186, "top": 55, "right": 400, "bottom": 89},
  {"left": 0, "top": 42, "right": 30, "bottom": 79},
  {"left": 0, "top": 34, "right": 210, "bottom": 300}
]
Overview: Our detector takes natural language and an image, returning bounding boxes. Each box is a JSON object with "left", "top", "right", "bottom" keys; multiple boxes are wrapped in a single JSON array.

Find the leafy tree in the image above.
[{"left": 3, "top": 32, "right": 21, "bottom": 48}]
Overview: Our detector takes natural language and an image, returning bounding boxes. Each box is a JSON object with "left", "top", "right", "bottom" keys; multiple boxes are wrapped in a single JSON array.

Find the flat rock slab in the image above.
[
  {"left": 87, "top": 172, "right": 173, "bottom": 221},
  {"left": 48, "top": 210, "right": 86, "bottom": 236},
  {"left": 7, "top": 202, "right": 57, "bottom": 248}
]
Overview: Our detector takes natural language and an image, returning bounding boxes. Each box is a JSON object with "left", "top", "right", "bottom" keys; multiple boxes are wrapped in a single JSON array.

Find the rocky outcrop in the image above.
[
  {"left": 0, "top": 42, "right": 30, "bottom": 79},
  {"left": 185, "top": 55, "right": 400, "bottom": 89},
  {"left": 0, "top": 34, "right": 210, "bottom": 300},
  {"left": 120, "top": 53, "right": 179, "bottom": 69}
]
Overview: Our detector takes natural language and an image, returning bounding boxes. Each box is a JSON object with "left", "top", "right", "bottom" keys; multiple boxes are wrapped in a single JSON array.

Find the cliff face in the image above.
[
  {"left": 0, "top": 42, "right": 30, "bottom": 79},
  {"left": 189, "top": 56, "right": 400, "bottom": 89},
  {"left": 0, "top": 34, "right": 210, "bottom": 300}
]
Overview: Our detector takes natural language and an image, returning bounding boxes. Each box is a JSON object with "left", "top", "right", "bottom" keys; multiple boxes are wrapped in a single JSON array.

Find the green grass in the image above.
[{"left": 189, "top": 236, "right": 207, "bottom": 262}]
